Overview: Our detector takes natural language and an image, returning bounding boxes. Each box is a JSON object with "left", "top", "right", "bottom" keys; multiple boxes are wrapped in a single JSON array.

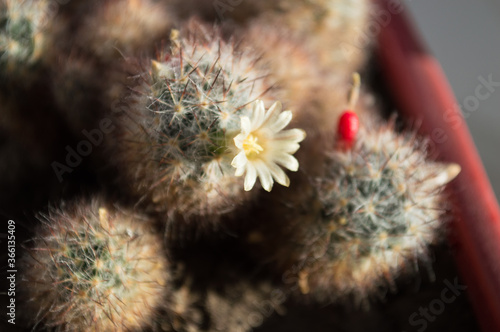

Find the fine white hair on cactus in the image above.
[
  {"left": 298, "top": 117, "right": 461, "bottom": 302},
  {"left": 172, "top": 0, "right": 371, "bottom": 75},
  {"left": 20, "top": 200, "right": 169, "bottom": 331},
  {"left": 246, "top": 112, "right": 461, "bottom": 306},
  {"left": 78, "top": 0, "right": 175, "bottom": 61},
  {"left": 232, "top": 100, "right": 306, "bottom": 192},
  {"left": 113, "top": 21, "right": 283, "bottom": 223},
  {"left": 0, "top": 0, "right": 52, "bottom": 71}
]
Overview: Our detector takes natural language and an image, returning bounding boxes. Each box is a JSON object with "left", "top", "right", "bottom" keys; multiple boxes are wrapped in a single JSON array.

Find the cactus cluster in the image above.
[
  {"left": 236, "top": 0, "right": 372, "bottom": 71},
  {"left": 152, "top": 268, "right": 282, "bottom": 332},
  {"left": 0, "top": 0, "right": 52, "bottom": 75},
  {"left": 313, "top": 120, "right": 459, "bottom": 297},
  {"left": 239, "top": 25, "right": 351, "bottom": 136},
  {"left": 20, "top": 200, "right": 169, "bottom": 331},
  {"left": 173, "top": 0, "right": 371, "bottom": 74},
  {"left": 115, "top": 25, "right": 305, "bottom": 222},
  {"left": 2, "top": 0, "right": 467, "bottom": 331},
  {"left": 247, "top": 113, "right": 460, "bottom": 304},
  {"left": 78, "top": 0, "right": 175, "bottom": 61}
]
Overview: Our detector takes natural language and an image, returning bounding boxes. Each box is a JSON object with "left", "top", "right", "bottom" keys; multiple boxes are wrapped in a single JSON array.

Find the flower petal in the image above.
[
  {"left": 267, "top": 162, "right": 290, "bottom": 187},
  {"left": 275, "top": 153, "right": 299, "bottom": 172},
  {"left": 275, "top": 128, "right": 306, "bottom": 143},
  {"left": 273, "top": 142, "right": 301, "bottom": 154},
  {"left": 234, "top": 166, "right": 245, "bottom": 177},
  {"left": 252, "top": 100, "right": 266, "bottom": 128},
  {"left": 261, "top": 100, "right": 281, "bottom": 126},
  {"left": 231, "top": 151, "right": 248, "bottom": 169},
  {"left": 269, "top": 110, "right": 292, "bottom": 133},
  {"left": 256, "top": 161, "right": 274, "bottom": 192},
  {"left": 233, "top": 133, "right": 246, "bottom": 149},
  {"left": 240, "top": 116, "right": 252, "bottom": 133},
  {"left": 244, "top": 163, "right": 257, "bottom": 191},
  {"left": 266, "top": 100, "right": 281, "bottom": 115}
]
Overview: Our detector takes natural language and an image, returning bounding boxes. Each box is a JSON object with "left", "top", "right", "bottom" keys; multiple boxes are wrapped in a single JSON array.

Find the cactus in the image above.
[
  {"left": 173, "top": 0, "right": 371, "bottom": 75},
  {"left": 114, "top": 22, "right": 305, "bottom": 223},
  {"left": 0, "top": 0, "right": 53, "bottom": 75},
  {"left": 152, "top": 279, "right": 281, "bottom": 332},
  {"left": 239, "top": 0, "right": 372, "bottom": 71},
  {"left": 205, "top": 278, "right": 284, "bottom": 332},
  {"left": 240, "top": 24, "right": 356, "bottom": 137},
  {"left": 299, "top": 116, "right": 460, "bottom": 301},
  {"left": 0, "top": 0, "right": 469, "bottom": 330},
  {"left": 247, "top": 113, "right": 460, "bottom": 305},
  {"left": 152, "top": 257, "right": 284, "bottom": 332},
  {"left": 77, "top": 0, "right": 175, "bottom": 61},
  {"left": 20, "top": 200, "right": 169, "bottom": 331}
]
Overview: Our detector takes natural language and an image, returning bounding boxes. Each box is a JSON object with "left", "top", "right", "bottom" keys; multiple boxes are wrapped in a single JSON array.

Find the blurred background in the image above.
[{"left": 406, "top": 0, "right": 500, "bottom": 201}]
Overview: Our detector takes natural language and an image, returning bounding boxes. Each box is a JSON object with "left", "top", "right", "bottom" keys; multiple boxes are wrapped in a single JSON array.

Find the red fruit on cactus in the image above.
[
  {"left": 337, "top": 110, "right": 359, "bottom": 143},
  {"left": 337, "top": 73, "right": 361, "bottom": 145}
]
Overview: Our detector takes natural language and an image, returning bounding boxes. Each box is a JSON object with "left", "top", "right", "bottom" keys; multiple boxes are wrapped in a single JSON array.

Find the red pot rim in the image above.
[{"left": 376, "top": 0, "right": 500, "bottom": 329}]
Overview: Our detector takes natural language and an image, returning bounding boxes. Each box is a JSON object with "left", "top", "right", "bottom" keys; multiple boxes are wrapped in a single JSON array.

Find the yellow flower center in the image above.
[{"left": 242, "top": 134, "right": 264, "bottom": 158}]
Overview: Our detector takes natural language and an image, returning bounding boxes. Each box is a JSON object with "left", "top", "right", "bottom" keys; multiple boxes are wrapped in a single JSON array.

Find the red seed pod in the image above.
[{"left": 337, "top": 110, "right": 359, "bottom": 144}]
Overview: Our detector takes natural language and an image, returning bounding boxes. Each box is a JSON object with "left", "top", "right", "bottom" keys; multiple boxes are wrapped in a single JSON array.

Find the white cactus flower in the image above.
[{"left": 231, "top": 100, "right": 306, "bottom": 192}]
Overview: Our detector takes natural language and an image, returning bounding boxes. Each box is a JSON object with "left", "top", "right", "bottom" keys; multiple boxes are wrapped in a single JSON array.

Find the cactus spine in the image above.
[
  {"left": 245, "top": 109, "right": 460, "bottom": 305},
  {"left": 285, "top": 116, "right": 460, "bottom": 302},
  {"left": 20, "top": 200, "right": 169, "bottom": 331},
  {"left": 0, "top": 0, "right": 52, "bottom": 74},
  {"left": 115, "top": 23, "right": 304, "bottom": 223}
]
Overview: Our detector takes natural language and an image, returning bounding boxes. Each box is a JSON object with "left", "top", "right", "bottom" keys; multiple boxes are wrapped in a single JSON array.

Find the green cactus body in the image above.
[
  {"left": 118, "top": 25, "right": 278, "bottom": 221},
  {"left": 251, "top": 116, "right": 460, "bottom": 303},
  {"left": 21, "top": 200, "right": 169, "bottom": 331},
  {"left": 295, "top": 118, "right": 460, "bottom": 302},
  {"left": 0, "top": 0, "right": 51, "bottom": 74}
]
